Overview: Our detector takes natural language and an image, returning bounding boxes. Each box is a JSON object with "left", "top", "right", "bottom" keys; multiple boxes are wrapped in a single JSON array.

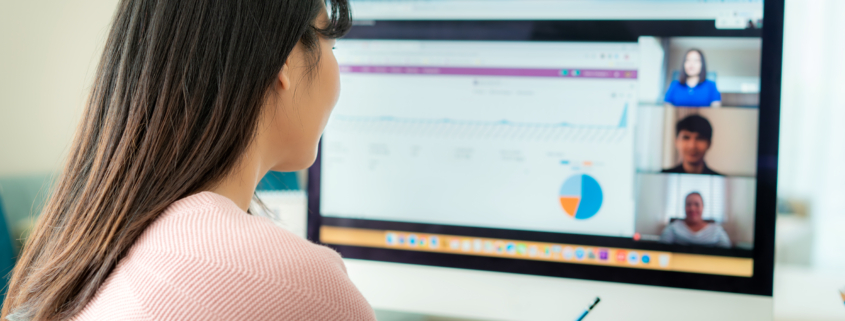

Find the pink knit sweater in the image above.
[{"left": 72, "top": 192, "right": 376, "bottom": 320}]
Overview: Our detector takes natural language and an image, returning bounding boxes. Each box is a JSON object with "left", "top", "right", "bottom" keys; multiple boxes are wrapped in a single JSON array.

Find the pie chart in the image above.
[{"left": 559, "top": 174, "right": 603, "bottom": 220}]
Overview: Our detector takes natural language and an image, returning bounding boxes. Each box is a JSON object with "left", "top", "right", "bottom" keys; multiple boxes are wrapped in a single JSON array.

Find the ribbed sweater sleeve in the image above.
[{"left": 72, "top": 192, "right": 376, "bottom": 321}]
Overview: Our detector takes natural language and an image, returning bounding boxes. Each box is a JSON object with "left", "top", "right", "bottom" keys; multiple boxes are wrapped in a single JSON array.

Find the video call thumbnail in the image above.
[
  {"left": 661, "top": 37, "right": 762, "bottom": 108},
  {"left": 637, "top": 107, "right": 759, "bottom": 177},
  {"left": 635, "top": 174, "right": 756, "bottom": 250},
  {"left": 639, "top": 36, "right": 762, "bottom": 108},
  {"left": 634, "top": 36, "right": 760, "bottom": 251}
]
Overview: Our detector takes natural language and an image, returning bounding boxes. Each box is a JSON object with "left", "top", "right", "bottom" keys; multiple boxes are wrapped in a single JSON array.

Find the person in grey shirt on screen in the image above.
[{"left": 660, "top": 192, "right": 731, "bottom": 248}]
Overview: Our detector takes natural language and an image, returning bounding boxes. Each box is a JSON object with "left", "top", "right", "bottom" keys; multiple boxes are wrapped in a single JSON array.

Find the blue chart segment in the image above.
[{"left": 559, "top": 174, "right": 604, "bottom": 220}]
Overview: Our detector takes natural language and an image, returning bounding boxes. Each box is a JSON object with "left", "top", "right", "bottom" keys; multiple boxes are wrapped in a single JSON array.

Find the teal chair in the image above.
[
  {"left": 0, "top": 194, "right": 18, "bottom": 304},
  {"left": 256, "top": 171, "right": 300, "bottom": 191}
]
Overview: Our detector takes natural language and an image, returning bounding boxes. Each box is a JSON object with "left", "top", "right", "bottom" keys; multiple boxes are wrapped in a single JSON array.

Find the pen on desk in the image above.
[{"left": 573, "top": 297, "right": 601, "bottom": 321}]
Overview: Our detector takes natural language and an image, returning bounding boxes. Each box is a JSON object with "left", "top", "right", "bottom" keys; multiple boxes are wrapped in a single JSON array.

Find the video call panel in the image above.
[{"left": 634, "top": 36, "right": 760, "bottom": 251}]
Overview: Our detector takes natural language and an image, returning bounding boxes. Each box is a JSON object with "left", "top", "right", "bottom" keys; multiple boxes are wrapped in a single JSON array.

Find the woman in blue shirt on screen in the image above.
[{"left": 664, "top": 49, "right": 722, "bottom": 108}]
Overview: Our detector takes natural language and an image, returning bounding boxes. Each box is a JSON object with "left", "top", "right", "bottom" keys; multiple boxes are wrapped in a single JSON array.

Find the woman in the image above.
[
  {"left": 3, "top": 1, "right": 376, "bottom": 320},
  {"left": 660, "top": 192, "right": 731, "bottom": 248},
  {"left": 664, "top": 49, "right": 722, "bottom": 108}
]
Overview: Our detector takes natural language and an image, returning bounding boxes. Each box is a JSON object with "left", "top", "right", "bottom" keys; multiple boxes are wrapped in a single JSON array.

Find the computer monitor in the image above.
[{"left": 308, "top": 0, "right": 783, "bottom": 319}]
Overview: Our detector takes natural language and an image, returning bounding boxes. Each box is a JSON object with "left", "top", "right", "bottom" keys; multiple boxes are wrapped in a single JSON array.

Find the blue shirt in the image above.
[{"left": 664, "top": 79, "right": 721, "bottom": 107}]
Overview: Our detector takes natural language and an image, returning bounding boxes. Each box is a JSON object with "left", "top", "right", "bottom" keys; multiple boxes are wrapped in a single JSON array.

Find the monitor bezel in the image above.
[{"left": 308, "top": 0, "right": 782, "bottom": 297}]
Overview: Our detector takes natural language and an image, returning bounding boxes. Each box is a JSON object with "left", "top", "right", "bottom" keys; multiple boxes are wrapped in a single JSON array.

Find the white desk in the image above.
[
  {"left": 370, "top": 264, "right": 844, "bottom": 321},
  {"left": 773, "top": 265, "right": 845, "bottom": 321}
]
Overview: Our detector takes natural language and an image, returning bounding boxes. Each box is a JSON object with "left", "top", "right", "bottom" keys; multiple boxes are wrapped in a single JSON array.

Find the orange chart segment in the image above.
[{"left": 559, "top": 197, "right": 581, "bottom": 217}]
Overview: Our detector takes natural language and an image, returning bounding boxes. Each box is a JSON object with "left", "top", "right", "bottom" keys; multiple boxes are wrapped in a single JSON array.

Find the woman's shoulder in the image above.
[
  {"left": 133, "top": 191, "right": 346, "bottom": 279},
  {"left": 93, "top": 192, "right": 373, "bottom": 320}
]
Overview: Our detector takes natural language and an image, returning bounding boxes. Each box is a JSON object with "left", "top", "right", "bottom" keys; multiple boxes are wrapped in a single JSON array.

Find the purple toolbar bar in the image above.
[{"left": 339, "top": 65, "right": 637, "bottom": 79}]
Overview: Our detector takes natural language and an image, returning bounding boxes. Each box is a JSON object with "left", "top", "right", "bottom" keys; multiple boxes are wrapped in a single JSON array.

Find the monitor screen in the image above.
[{"left": 310, "top": 0, "right": 780, "bottom": 296}]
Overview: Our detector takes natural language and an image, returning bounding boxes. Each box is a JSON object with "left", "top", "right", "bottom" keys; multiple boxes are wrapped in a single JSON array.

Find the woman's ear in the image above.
[{"left": 278, "top": 62, "right": 291, "bottom": 90}]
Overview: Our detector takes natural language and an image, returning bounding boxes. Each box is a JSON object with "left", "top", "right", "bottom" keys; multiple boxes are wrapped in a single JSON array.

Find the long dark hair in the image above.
[
  {"left": 678, "top": 48, "right": 707, "bottom": 85},
  {"left": 2, "top": 0, "right": 350, "bottom": 319}
]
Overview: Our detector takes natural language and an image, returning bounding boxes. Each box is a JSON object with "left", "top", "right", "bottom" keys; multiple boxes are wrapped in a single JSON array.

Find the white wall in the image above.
[
  {"left": 0, "top": 0, "right": 120, "bottom": 176},
  {"left": 634, "top": 174, "right": 669, "bottom": 237},
  {"left": 778, "top": 0, "right": 845, "bottom": 270},
  {"left": 724, "top": 177, "right": 756, "bottom": 249},
  {"left": 637, "top": 36, "right": 666, "bottom": 104}
]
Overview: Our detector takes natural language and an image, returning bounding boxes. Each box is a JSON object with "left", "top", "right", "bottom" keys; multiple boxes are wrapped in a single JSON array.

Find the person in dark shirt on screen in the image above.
[{"left": 662, "top": 115, "right": 722, "bottom": 175}]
